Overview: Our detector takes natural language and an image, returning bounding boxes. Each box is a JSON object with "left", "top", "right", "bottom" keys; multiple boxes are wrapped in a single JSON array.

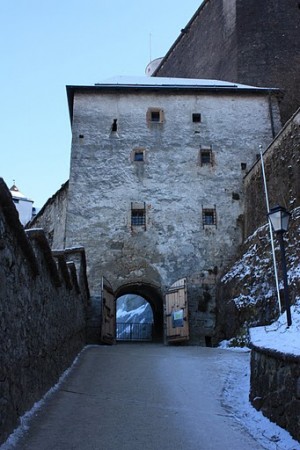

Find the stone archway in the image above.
[{"left": 115, "top": 283, "right": 164, "bottom": 342}]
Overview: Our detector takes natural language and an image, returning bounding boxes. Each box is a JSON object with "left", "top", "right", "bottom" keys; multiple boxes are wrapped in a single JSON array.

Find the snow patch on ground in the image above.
[
  {"left": 221, "top": 349, "right": 300, "bottom": 450},
  {"left": 220, "top": 302, "right": 300, "bottom": 449},
  {"left": 0, "top": 346, "right": 96, "bottom": 450}
]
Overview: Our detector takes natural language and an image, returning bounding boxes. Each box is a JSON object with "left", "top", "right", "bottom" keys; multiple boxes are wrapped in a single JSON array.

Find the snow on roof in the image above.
[
  {"left": 95, "top": 75, "right": 275, "bottom": 91},
  {"left": 10, "top": 184, "right": 33, "bottom": 202}
]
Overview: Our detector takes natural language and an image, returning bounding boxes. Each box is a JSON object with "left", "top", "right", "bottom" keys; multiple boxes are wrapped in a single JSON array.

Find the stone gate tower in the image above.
[{"left": 62, "top": 76, "right": 280, "bottom": 344}]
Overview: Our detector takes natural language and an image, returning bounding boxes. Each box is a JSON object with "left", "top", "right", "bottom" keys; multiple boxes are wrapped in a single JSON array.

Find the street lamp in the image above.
[{"left": 268, "top": 205, "right": 292, "bottom": 326}]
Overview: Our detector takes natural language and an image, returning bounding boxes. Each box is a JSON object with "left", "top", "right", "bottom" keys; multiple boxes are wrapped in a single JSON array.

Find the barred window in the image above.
[
  {"left": 202, "top": 208, "right": 217, "bottom": 226},
  {"left": 199, "top": 146, "right": 213, "bottom": 166},
  {"left": 131, "top": 210, "right": 146, "bottom": 226},
  {"left": 131, "top": 202, "right": 146, "bottom": 229}
]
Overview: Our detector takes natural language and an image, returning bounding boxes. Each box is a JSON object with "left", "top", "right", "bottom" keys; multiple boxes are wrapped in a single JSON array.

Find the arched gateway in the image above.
[{"left": 100, "top": 278, "right": 189, "bottom": 345}]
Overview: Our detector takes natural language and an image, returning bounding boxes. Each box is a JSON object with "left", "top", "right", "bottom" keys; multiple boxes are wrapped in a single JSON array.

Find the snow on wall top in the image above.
[{"left": 250, "top": 299, "right": 300, "bottom": 357}]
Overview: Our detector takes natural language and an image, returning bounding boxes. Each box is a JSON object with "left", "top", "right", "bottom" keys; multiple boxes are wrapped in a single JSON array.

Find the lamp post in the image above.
[{"left": 268, "top": 205, "right": 292, "bottom": 327}]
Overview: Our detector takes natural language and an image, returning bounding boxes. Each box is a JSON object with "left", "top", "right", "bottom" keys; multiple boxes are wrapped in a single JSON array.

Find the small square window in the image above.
[
  {"left": 192, "top": 113, "right": 201, "bottom": 123},
  {"left": 151, "top": 111, "right": 160, "bottom": 122},
  {"left": 134, "top": 151, "right": 144, "bottom": 162},
  {"left": 202, "top": 209, "right": 217, "bottom": 226},
  {"left": 147, "top": 108, "right": 164, "bottom": 124},
  {"left": 131, "top": 210, "right": 146, "bottom": 226},
  {"left": 131, "top": 148, "right": 145, "bottom": 163}
]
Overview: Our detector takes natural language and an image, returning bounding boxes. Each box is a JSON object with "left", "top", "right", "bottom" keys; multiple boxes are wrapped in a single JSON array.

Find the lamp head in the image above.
[{"left": 268, "top": 205, "right": 291, "bottom": 233}]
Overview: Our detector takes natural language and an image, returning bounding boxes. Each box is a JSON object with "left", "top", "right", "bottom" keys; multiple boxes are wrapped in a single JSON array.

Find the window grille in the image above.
[
  {"left": 131, "top": 202, "right": 146, "bottom": 229},
  {"left": 200, "top": 147, "right": 213, "bottom": 166},
  {"left": 202, "top": 208, "right": 217, "bottom": 227},
  {"left": 131, "top": 210, "right": 146, "bottom": 226}
]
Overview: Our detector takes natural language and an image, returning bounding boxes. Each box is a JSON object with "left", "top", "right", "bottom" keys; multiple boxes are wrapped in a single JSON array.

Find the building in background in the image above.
[{"left": 9, "top": 183, "right": 35, "bottom": 226}]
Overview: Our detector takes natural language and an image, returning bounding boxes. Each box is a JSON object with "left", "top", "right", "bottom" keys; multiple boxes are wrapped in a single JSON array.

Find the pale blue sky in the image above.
[{"left": 1, "top": 0, "right": 202, "bottom": 207}]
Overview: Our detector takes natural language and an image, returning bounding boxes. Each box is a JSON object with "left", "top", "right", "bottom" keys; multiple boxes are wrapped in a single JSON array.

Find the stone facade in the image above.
[
  {"left": 29, "top": 180, "right": 69, "bottom": 248},
  {"left": 154, "top": 0, "right": 300, "bottom": 123},
  {"left": 244, "top": 108, "right": 300, "bottom": 238},
  {"left": 250, "top": 346, "right": 300, "bottom": 442},
  {"left": 0, "top": 178, "right": 89, "bottom": 445},
  {"left": 63, "top": 78, "right": 280, "bottom": 344}
]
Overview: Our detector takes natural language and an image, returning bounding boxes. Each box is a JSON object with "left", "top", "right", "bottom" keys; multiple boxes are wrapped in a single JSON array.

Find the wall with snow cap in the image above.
[
  {"left": 0, "top": 178, "right": 89, "bottom": 445},
  {"left": 250, "top": 326, "right": 300, "bottom": 442}
]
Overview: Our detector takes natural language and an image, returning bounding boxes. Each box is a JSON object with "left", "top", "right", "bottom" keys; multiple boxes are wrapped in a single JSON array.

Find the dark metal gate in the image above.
[{"left": 116, "top": 322, "right": 153, "bottom": 341}]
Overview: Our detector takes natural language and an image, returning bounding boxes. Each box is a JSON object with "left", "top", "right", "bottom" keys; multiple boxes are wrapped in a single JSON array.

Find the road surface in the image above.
[{"left": 3, "top": 344, "right": 265, "bottom": 450}]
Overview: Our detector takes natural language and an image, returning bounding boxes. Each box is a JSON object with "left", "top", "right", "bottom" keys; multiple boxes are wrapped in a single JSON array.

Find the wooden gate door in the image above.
[
  {"left": 100, "top": 277, "right": 116, "bottom": 345},
  {"left": 165, "top": 278, "right": 189, "bottom": 344}
]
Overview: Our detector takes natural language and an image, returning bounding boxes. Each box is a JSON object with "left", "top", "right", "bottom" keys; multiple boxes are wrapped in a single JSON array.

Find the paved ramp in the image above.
[{"left": 6, "top": 344, "right": 264, "bottom": 450}]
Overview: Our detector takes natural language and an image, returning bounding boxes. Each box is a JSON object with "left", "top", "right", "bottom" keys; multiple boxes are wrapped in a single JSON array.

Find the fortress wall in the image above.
[
  {"left": 155, "top": 0, "right": 300, "bottom": 123},
  {"left": 244, "top": 108, "right": 300, "bottom": 238},
  {"left": 0, "top": 178, "right": 89, "bottom": 445}
]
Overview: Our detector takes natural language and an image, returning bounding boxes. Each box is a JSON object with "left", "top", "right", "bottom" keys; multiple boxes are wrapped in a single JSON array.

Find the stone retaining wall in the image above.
[
  {"left": 216, "top": 206, "right": 300, "bottom": 342},
  {"left": 250, "top": 346, "right": 300, "bottom": 442},
  {"left": 0, "top": 178, "right": 89, "bottom": 445}
]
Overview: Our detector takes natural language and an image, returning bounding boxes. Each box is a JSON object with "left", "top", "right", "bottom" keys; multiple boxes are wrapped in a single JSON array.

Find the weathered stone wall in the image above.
[
  {"left": 154, "top": 0, "right": 300, "bottom": 123},
  {"left": 0, "top": 178, "right": 89, "bottom": 445},
  {"left": 28, "top": 180, "right": 69, "bottom": 248},
  {"left": 244, "top": 109, "right": 300, "bottom": 238},
  {"left": 66, "top": 86, "right": 279, "bottom": 344},
  {"left": 216, "top": 206, "right": 300, "bottom": 343},
  {"left": 249, "top": 347, "right": 300, "bottom": 442}
]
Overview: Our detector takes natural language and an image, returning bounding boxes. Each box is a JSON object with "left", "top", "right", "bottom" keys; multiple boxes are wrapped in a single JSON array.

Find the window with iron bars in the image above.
[
  {"left": 202, "top": 208, "right": 217, "bottom": 227},
  {"left": 131, "top": 202, "right": 146, "bottom": 229},
  {"left": 131, "top": 210, "right": 145, "bottom": 226},
  {"left": 199, "top": 147, "right": 213, "bottom": 166}
]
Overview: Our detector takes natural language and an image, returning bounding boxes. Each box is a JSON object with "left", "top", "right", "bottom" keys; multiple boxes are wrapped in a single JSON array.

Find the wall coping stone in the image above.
[
  {"left": 67, "top": 261, "right": 81, "bottom": 294},
  {"left": 250, "top": 342, "right": 300, "bottom": 364},
  {"left": 63, "top": 247, "right": 90, "bottom": 299},
  {"left": 26, "top": 228, "right": 61, "bottom": 287},
  {"left": 53, "top": 252, "right": 73, "bottom": 290}
]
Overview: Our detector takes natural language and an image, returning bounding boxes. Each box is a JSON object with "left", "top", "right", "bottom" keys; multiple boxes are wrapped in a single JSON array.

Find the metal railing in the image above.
[{"left": 116, "top": 322, "right": 153, "bottom": 341}]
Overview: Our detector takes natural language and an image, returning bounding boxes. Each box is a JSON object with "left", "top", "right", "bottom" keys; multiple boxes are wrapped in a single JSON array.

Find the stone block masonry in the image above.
[
  {"left": 250, "top": 346, "right": 300, "bottom": 442},
  {"left": 0, "top": 178, "right": 89, "bottom": 445},
  {"left": 244, "top": 108, "right": 300, "bottom": 238},
  {"left": 154, "top": 0, "right": 300, "bottom": 123}
]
